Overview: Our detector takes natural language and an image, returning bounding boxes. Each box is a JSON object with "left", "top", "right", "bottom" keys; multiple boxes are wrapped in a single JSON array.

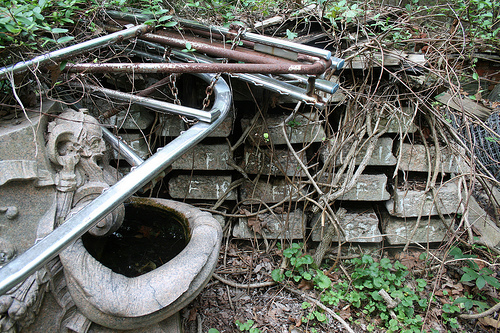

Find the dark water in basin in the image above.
[{"left": 83, "top": 203, "right": 189, "bottom": 277}]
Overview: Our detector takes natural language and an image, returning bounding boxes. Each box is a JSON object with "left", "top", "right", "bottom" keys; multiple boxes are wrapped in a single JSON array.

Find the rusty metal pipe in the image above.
[
  {"left": 128, "top": 47, "right": 326, "bottom": 109},
  {"left": 66, "top": 60, "right": 329, "bottom": 75},
  {"left": 185, "top": 27, "right": 255, "bottom": 48},
  {"left": 141, "top": 32, "right": 296, "bottom": 65},
  {"left": 132, "top": 40, "right": 339, "bottom": 95}
]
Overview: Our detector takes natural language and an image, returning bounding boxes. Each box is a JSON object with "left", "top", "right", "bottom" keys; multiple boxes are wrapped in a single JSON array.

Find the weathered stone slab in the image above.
[
  {"left": 241, "top": 112, "right": 326, "bottom": 146},
  {"left": 112, "top": 133, "right": 150, "bottom": 160},
  {"left": 379, "top": 106, "right": 417, "bottom": 133},
  {"left": 386, "top": 181, "right": 462, "bottom": 217},
  {"left": 319, "top": 174, "right": 391, "bottom": 201},
  {"left": 171, "top": 143, "right": 232, "bottom": 171},
  {"left": 320, "top": 137, "right": 397, "bottom": 167},
  {"left": 168, "top": 175, "right": 236, "bottom": 200},
  {"left": 382, "top": 213, "right": 450, "bottom": 244},
  {"left": 311, "top": 207, "right": 382, "bottom": 243},
  {"left": 240, "top": 179, "right": 305, "bottom": 203},
  {"left": 207, "top": 111, "right": 234, "bottom": 138},
  {"left": 397, "top": 143, "right": 468, "bottom": 174},
  {"left": 242, "top": 146, "right": 307, "bottom": 177},
  {"left": 233, "top": 208, "right": 305, "bottom": 239},
  {"left": 467, "top": 195, "right": 500, "bottom": 251}
]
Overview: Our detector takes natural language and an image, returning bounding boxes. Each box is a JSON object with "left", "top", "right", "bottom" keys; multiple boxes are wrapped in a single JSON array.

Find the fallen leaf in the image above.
[
  {"left": 338, "top": 305, "right": 351, "bottom": 320},
  {"left": 188, "top": 307, "right": 197, "bottom": 321},
  {"left": 479, "top": 316, "right": 500, "bottom": 328},
  {"left": 297, "top": 279, "right": 313, "bottom": 291}
]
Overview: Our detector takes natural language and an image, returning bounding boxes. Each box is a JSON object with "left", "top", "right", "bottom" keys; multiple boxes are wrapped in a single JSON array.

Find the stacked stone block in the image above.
[{"left": 382, "top": 141, "right": 464, "bottom": 245}]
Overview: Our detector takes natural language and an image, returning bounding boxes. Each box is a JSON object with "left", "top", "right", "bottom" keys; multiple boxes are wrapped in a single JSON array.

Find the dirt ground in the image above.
[{"left": 181, "top": 237, "right": 500, "bottom": 333}]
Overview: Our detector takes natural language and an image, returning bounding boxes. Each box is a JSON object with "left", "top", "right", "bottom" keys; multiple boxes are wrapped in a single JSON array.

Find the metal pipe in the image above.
[
  {"left": 174, "top": 18, "right": 332, "bottom": 61},
  {"left": 142, "top": 31, "right": 295, "bottom": 65},
  {"left": 128, "top": 46, "right": 326, "bottom": 109},
  {"left": 105, "top": 10, "right": 332, "bottom": 61},
  {"left": 101, "top": 127, "right": 144, "bottom": 167},
  {"left": 0, "top": 72, "right": 231, "bottom": 296},
  {"left": 66, "top": 60, "right": 329, "bottom": 75},
  {"left": 67, "top": 81, "right": 219, "bottom": 123},
  {"left": 0, "top": 24, "right": 152, "bottom": 80},
  {"left": 132, "top": 40, "right": 338, "bottom": 96},
  {"left": 279, "top": 73, "right": 339, "bottom": 94},
  {"left": 231, "top": 73, "right": 325, "bottom": 109}
]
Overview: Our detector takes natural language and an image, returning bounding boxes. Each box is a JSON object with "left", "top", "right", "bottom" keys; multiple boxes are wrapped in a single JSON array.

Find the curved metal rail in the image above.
[{"left": 0, "top": 71, "right": 231, "bottom": 295}]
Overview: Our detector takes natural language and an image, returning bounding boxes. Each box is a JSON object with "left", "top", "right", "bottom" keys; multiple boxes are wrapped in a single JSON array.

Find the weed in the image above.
[
  {"left": 274, "top": 244, "right": 430, "bottom": 332},
  {"left": 235, "top": 319, "right": 261, "bottom": 333}
]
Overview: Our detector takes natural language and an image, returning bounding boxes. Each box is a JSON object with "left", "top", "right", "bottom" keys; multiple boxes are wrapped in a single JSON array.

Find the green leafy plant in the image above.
[
  {"left": 301, "top": 301, "right": 328, "bottom": 326},
  {"left": 181, "top": 41, "right": 196, "bottom": 53},
  {"left": 235, "top": 319, "right": 260, "bottom": 333},
  {"left": 274, "top": 245, "right": 429, "bottom": 332}
]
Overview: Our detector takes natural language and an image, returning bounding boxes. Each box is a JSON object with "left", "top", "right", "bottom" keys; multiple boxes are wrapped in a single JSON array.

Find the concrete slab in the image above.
[
  {"left": 171, "top": 143, "right": 233, "bottom": 171},
  {"left": 396, "top": 142, "right": 468, "bottom": 174},
  {"left": 233, "top": 208, "right": 305, "bottom": 239},
  {"left": 320, "top": 137, "right": 397, "bottom": 167},
  {"left": 158, "top": 113, "right": 185, "bottom": 137},
  {"left": 382, "top": 213, "right": 451, "bottom": 245},
  {"left": 242, "top": 146, "right": 307, "bottom": 177},
  {"left": 467, "top": 195, "right": 500, "bottom": 251},
  {"left": 112, "top": 133, "right": 151, "bottom": 160},
  {"left": 169, "top": 175, "right": 236, "bottom": 200},
  {"left": 319, "top": 174, "right": 391, "bottom": 201},
  {"left": 379, "top": 106, "right": 417, "bottom": 134},
  {"left": 311, "top": 207, "right": 382, "bottom": 243},
  {"left": 109, "top": 106, "right": 155, "bottom": 130},
  {"left": 386, "top": 181, "right": 462, "bottom": 217},
  {"left": 241, "top": 112, "right": 326, "bottom": 146},
  {"left": 240, "top": 179, "right": 305, "bottom": 203}
]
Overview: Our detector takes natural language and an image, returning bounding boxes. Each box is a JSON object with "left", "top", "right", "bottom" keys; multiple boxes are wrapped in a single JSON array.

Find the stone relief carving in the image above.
[{"left": 0, "top": 107, "right": 123, "bottom": 332}]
